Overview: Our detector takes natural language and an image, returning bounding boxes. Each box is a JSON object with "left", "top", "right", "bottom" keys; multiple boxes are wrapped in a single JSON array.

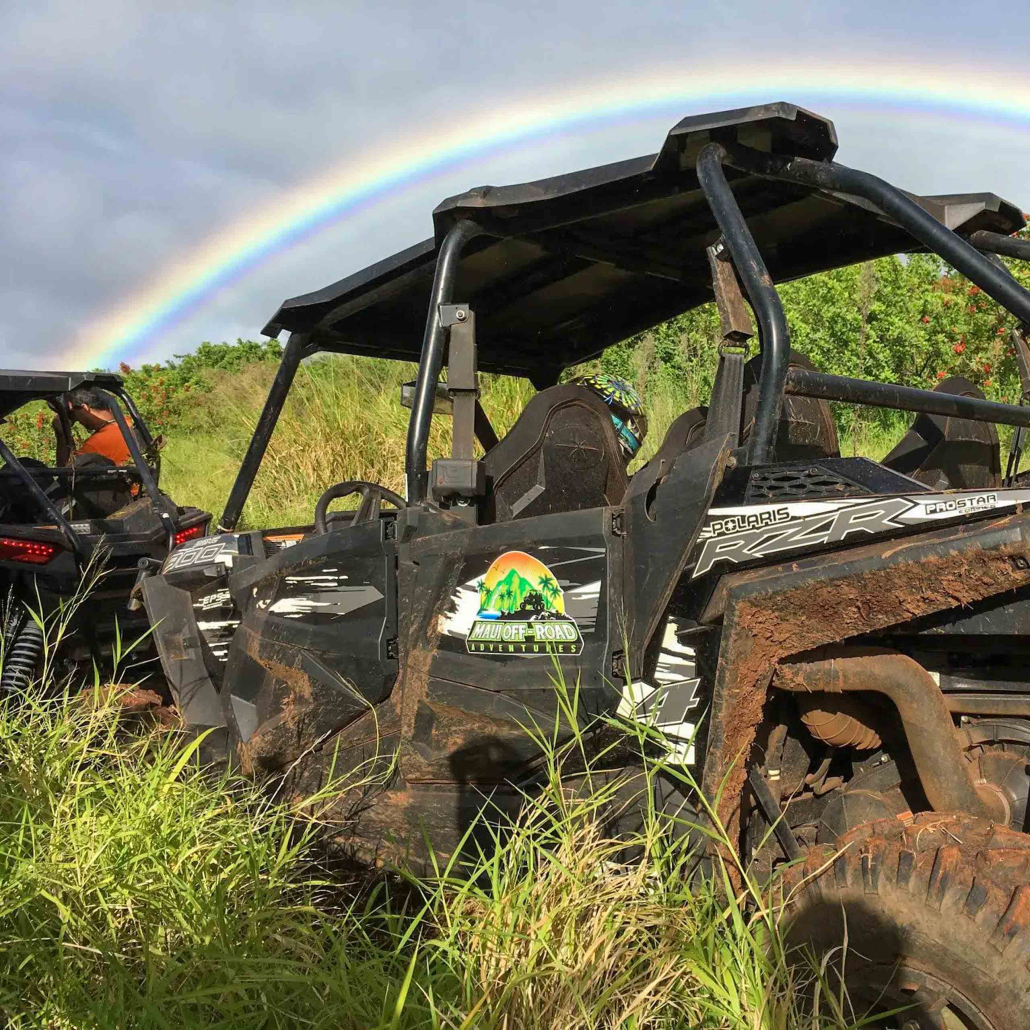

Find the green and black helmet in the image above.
[{"left": 571, "top": 372, "right": 648, "bottom": 461}]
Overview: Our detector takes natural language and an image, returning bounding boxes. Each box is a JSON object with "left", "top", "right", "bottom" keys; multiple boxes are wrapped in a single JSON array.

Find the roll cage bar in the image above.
[
  {"left": 220, "top": 103, "right": 1030, "bottom": 529},
  {"left": 696, "top": 142, "right": 1030, "bottom": 464}
]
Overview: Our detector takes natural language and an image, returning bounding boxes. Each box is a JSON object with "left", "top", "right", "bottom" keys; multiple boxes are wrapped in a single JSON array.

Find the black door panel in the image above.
[{"left": 220, "top": 520, "right": 398, "bottom": 766}]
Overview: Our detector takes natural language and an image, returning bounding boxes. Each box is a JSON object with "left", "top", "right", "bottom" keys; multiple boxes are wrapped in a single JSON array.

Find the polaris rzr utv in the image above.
[
  {"left": 0, "top": 370, "right": 210, "bottom": 692},
  {"left": 143, "top": 103, "right": 1030, "bottom": 1026}
]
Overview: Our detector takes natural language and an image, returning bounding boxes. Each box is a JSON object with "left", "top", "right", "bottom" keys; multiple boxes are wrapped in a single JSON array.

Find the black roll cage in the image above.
[
  {"left": 219, "top": 126, "right": 1030, "bottom": 530},
  {"left": 697, "top": 143, "right": 1030, "bottom": 463},
  {"left": 402, "top": 153, "right": 1030, "bottom": 495},
  {"left": 0, "top": 379, "right": 175, "bottom": 551}
]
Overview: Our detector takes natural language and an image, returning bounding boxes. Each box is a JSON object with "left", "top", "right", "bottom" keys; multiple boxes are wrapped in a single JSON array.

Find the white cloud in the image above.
[{"left": 1, "top": 0, "right": 1028, "bottom": 368}]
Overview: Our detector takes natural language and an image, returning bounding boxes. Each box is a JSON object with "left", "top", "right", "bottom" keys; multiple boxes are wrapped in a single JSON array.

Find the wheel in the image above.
[
  {"left": 313, "top": 480, "right": 406, "bottom": 533},
  {"left": 781, "top": 812, "right": 1030, "bottom": 1029}
]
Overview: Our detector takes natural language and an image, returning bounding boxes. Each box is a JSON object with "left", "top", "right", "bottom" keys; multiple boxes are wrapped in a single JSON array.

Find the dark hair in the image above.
[{"left": 66, "top": 386, "right": 112, "bottom": 411}]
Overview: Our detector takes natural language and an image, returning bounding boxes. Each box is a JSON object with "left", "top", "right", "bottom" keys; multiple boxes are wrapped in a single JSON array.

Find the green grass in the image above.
[
  {"left": 0, "top": 667, "right": 867, "bottom": 1029},
  {"left": 160, "top": 357, "right": 535, "bottom": 528},
  {"left": 0, "top": 683, "right": 429, "bottom": 1028},
  {"left": 0, "top": 583, "right": 873, "bottom": 1029}
]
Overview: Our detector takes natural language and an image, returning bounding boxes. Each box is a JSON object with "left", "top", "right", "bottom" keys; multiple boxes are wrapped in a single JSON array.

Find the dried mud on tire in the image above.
[{"left": 779, "top": 812, "right": 1030, "bottom": 1029}]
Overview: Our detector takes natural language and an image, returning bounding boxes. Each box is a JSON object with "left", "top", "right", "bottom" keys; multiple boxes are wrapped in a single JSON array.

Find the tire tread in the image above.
[{"left": 781, "top": 812, "right": 1030, "bottom": 1027}]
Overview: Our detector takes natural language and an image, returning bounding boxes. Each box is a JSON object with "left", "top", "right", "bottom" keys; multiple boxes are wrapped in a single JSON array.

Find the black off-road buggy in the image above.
[
  {"left": 143, "top": 103, "right": 1030, "bottom": 1026},
  {"left": 0, "top": 370, "right": 210, "bottom": 692}
]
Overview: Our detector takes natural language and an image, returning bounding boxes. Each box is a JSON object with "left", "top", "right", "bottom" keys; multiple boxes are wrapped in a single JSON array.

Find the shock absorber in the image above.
[{"left": 1, "top": 610, "right": 44, "bottom": 695}]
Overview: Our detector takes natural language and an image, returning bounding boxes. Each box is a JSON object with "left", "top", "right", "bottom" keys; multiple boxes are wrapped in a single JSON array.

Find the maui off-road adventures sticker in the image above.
[{"left": 465, "top": 551, "right": 583, "bottom": 655}]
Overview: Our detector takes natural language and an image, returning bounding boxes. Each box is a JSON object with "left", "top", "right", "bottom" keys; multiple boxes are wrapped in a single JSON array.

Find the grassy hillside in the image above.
[
  {"left": 157, "top": 347, "right": 909, "bottom": 530},
  {"left": 160, "top": 356, "right": 534, "bottom": 527}
]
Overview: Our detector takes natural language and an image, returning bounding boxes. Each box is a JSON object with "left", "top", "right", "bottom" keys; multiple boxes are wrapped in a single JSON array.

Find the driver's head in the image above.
[
  {"left": 571, "top": 372, "right": 647, "bottom": 462},
  {"left": 64, "top": 386, "right": 113, "bottom": 428}
]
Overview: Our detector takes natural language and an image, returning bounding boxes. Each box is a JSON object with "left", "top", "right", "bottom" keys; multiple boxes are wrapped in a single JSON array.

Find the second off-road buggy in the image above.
[
  {"left": 144, "top": 103, "right": 1030, "bottom": 1026},
  {"left": 0, "top": 370, "right": 210, "bottom": 692}
]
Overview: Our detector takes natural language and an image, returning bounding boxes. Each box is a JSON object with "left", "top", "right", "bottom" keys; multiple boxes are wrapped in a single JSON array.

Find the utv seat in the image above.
[
  {"left": 637, "top": 350, "right": 839, "bottom": 480},
  {"left": 67, "top": 453, "right": 138, "bottom": 518},
  {"left": 881, "top": 376, "right": 1000, "bottom": 490},
  {"left": 740, "top": 350, "right": 840, "bottom": 462},
  {"left": 0, "top": 458, "right": 56, "bottom": 523},
  {"left": 480, "top": 384, "right": 628, "bottom": 523},
  {"left": 641, "top": 406, "right": 709, "bottom": 475}
]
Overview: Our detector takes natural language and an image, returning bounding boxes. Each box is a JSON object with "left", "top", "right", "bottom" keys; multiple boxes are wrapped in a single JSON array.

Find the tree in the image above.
[{"left": 537, "top": 574, "right": 560, "bottom": 608}]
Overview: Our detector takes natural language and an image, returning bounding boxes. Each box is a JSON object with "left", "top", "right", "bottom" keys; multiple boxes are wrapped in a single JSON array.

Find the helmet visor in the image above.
[{"left": 611, "top": 412, "right": 647, "bottom": 459}]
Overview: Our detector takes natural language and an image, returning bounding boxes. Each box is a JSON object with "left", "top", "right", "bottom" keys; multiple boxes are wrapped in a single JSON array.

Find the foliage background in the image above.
[{"left": 600, "top": 240, "right": 1030, "bottom": 440}]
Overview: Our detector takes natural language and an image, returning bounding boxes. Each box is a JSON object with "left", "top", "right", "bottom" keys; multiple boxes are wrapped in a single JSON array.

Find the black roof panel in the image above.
[
  {"left": 263, "top": 102, "right": 1024, "bottom": 380},
  {"left": 0, "top": 370, "right": 124, "bottom": 421}
]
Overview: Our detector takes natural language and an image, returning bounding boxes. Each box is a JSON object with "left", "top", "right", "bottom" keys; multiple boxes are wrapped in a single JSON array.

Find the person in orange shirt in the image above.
[{"left": 55, "top": 387, "right": 136, "bottom": 467}]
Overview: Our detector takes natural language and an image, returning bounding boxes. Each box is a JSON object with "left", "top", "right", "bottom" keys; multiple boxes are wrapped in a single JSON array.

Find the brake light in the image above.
[
  {"left": 0, "top": 537, "right": 59, "bottom": 565},
  {"left": 173, "top": 523, "right": 207, "bottom": 547}
]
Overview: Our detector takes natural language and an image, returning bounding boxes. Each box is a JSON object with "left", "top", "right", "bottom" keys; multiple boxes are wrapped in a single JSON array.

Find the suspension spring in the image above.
[{"left": 1, "top": 612, "right": 44, "bottom": 695}]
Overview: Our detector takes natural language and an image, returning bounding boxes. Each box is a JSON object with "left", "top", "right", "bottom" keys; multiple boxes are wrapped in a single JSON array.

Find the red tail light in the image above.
[
  {"left": 0, "top": 537, "right": 59, "bottom": 565},
  {"left": 173, "top": 523, "right": 207, "bottom": 547}
]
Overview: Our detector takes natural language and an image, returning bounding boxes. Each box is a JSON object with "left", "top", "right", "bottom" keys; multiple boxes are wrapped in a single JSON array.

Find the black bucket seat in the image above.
[{"left": 480, "top": 384, "right": 629, "bottom": 523}]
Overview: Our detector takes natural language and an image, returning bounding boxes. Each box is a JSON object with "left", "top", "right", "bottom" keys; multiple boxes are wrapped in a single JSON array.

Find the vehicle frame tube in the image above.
[
  {"left": 0, "top": 437, "right": 81, "bottom": 554},
  {"left": 405, "top": 219, "right": 484, "bottom": 502},
  {"left": 696, "top": 144, "right": 789, "bottom": 465},
  {"left": 113, "top": 387, "right": 155, "bottom": 450},
  {"left": 100, "top": 392, "right": 178, "bottom": 547},
  {"left": 967, "top": 230, "right": 1030, "bottom": 265},
  {"left": 218, "top": 332, "right": 311, "bottom": 531},
  {"left": 785, "top": 367, "right": 1030, "bottom": 427},
  {"left": 722, "top": 145, "right": 1030, "bottom": 327}
]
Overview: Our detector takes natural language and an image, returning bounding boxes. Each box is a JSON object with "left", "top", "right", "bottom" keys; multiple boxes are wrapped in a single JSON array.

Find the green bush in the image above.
[
  {"left": 117, "top": 338, "right": 285, "bottom": 434},
  {"left": 0, "top": 339, "right": 285, "bottom": 463}
]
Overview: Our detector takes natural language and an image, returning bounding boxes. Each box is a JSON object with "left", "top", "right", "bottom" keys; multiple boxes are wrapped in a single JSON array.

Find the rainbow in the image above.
[{"left": 65, "top": 62, "right": 1030, "bottom": 370}]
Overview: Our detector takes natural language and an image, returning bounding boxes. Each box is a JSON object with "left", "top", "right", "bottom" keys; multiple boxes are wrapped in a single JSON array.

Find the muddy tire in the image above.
[{"left": 781, "top": 813, "right": 1030, "bottom": 1029}]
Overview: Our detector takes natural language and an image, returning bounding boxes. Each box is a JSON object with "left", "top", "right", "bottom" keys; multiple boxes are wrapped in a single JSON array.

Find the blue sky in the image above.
[{"left": 2, "top": 0, "right": 1029, "bottom": 368}]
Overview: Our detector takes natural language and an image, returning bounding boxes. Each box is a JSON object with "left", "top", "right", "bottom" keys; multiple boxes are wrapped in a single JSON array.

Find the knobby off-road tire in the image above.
[{"left": 780, "top": 813, "right": 1030, "bottom": 1029}]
